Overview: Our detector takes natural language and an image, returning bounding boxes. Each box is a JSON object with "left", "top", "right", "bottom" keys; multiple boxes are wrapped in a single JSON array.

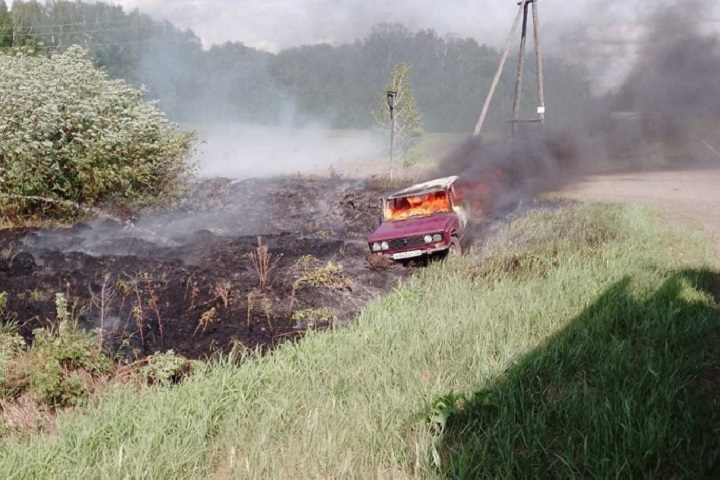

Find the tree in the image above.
[
  {"left": 373, "top": 62, "right": 424, "bottom": 156},
  {"left": 0, "top": 46, "right": 195, "bottom": 218},
  {"left": 0, "top": 1, "right": 12, "bottom": 48}
]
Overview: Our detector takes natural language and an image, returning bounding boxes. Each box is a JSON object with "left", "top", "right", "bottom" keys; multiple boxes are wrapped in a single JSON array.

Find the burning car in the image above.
[{"left": 367, "top": 176, "right": 468, "bottom": 261}]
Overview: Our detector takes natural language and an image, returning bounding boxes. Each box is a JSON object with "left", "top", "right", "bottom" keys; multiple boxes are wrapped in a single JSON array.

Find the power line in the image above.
[
  {"left": 0, "top": 36, "right": 191, "bottom": 51},
  {"left": 0, "top": 23, "right": 179, "bottom": 39}
]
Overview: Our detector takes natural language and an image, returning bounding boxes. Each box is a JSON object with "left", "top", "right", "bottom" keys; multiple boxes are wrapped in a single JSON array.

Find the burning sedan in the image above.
[{"left": 367, "top": 176, "right": 468, "bottom": 261}]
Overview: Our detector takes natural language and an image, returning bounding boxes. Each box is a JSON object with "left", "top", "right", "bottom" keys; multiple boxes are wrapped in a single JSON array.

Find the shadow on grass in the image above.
[{"left": 432, "top": 269, "right": 720, "bottom": 478}]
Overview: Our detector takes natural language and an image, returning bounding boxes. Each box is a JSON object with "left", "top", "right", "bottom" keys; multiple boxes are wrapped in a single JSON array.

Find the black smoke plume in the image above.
[{"left": 438, "top": 2, "right": 720, "bottom": 218}]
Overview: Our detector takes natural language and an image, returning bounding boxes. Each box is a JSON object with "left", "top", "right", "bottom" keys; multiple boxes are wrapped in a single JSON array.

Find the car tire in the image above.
[{"left": 448, "top": 236, "right": 462, "bottom": 257}]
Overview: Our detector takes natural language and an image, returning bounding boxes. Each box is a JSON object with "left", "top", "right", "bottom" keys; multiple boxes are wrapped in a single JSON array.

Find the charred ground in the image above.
[{"left": 0, "top": 177, "right": 412, "bottom": 360}]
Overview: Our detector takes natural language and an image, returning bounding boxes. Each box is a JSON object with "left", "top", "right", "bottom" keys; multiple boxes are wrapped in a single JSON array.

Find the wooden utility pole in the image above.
[
  {"left": 511, "top": 0, "right": 530, "bottom": 134},
  {"left": 473, "top": 0, "right": 545, "bottom": 137},
  {"left": 532, "top": 0, "right": 545, "bottom": 123},
  {"left": 473, "top": 1, "right": 525, "bottom": 136}
]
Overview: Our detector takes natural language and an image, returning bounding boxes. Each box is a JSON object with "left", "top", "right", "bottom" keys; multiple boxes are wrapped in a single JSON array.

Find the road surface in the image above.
[{"left": 560, "top": 168, "right": 720, "bottom": 261}]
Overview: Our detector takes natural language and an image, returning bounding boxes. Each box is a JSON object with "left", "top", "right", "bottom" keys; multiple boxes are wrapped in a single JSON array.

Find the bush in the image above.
[
  {"left": 0, "top": 46, "right": 195, "bottom": 218},
  {"left": 0, "top": 294, "right": 112, "bottom": 408}
]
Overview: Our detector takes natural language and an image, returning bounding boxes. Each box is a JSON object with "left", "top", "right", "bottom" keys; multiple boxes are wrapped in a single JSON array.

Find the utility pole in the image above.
[
  {"left": 532, "top": 0, "right": 545, "bottom": 123},
  {"left": 511, "top": 0, "right": 530, "bottom": 135},
  {"left": 473, "top": 0, "right": 545, "bottom": 137},
  {"left": 387, "top": 90, "right": 397, "bottom": 180}
]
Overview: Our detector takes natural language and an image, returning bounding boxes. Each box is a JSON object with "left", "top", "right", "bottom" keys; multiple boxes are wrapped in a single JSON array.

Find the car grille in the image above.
[{"left": 387, "top": 235, "right": 426, "bottom": 250}]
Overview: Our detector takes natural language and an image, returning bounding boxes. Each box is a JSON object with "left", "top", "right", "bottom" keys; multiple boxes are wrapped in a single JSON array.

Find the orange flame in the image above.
[
  {"left": 385, "top": 191, "right": 451, "bottom": 221},
  {"left": 455, "top": 171, "right": 503, "bottom": 222}
]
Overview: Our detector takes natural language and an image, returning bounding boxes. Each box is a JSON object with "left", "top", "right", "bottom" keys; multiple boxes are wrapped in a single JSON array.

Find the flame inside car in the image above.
[
  {"left": 384, "top": 190, "right": 451, "bottom": 221},
  {"left": 454, "top": 171, "right": 503, "bottom": 222}
]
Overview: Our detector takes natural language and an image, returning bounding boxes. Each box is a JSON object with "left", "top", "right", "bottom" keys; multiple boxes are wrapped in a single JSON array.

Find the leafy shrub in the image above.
[
  {"left": 141, "top": 350, "right": 193, "bottom": 387},
  {"left": 0, "top": 46, "right": 195, "bottom": 218}
]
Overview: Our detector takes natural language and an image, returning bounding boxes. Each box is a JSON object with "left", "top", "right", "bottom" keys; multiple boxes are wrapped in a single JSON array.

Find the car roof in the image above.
[{"left": 387, "top": 176, "right": 459, "bottom": 200}]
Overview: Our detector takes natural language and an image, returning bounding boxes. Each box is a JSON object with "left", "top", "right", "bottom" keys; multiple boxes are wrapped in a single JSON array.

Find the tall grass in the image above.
[{"left": 0, "top": 202, "right": 717, "bottom": 478}]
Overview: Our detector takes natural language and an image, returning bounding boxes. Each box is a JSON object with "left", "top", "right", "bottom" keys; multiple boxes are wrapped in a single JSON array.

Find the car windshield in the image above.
[{"left": 385, "top": 190, "right": 450, "bottom": 221}]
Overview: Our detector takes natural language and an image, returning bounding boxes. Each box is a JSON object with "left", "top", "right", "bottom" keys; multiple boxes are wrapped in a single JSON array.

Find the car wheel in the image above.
[{"left": 448, "top": 236, "right": 462, "bottom": 257}]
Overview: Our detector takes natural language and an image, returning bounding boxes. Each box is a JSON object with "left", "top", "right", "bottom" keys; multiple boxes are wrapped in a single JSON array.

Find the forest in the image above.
[{"left": 0, "top": 0, "right": 594, "bottom": 131}]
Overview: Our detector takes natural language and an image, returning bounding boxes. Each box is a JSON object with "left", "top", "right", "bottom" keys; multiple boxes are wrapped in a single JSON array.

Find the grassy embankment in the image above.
[{"left": 1, "top": 201, "right": 719, "bottom": 478}]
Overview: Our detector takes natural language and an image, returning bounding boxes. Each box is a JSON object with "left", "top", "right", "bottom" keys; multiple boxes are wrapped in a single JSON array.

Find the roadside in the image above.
[{"left": 559, "top": 168, "right": 720, "bottom": 262}]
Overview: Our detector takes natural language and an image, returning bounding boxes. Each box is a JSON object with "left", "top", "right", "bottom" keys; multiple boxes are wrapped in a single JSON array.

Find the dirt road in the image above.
[{"left": 560, "top": 168, "right": 720, "bottom": 260}]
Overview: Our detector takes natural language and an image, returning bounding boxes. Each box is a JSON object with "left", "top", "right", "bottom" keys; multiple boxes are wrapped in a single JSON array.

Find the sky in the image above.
[{"left": 100, "top": 0, "right": 645, "bottom": 53}]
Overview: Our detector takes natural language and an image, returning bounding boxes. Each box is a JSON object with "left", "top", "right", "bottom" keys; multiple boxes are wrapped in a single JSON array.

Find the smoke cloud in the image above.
[
  {"left": 189, "top": 124, "right": 384, "bottom": 179},
  {"left": 438, "top": 1, "right": 720, "bottom": 218}
]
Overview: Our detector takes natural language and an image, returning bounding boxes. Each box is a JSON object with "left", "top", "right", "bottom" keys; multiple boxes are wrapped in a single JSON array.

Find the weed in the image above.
[
  {"left": 288, "top": 256, "right": 353, "bottom": 318},
  {"left": 141, "top": 350, "right": 193, "bottom": 387},
  {"left": 213, "top": 279, "right": 234, "bottom": 308},
  {"left": 0, "top": 292, "right": 17, "bottom": 324},
  {"left": 246, "top": 238, "right": 282, "bottom": 290},
  {"left": 192, "top": 307, "right": 218, "bottom": 341},
  {"left": 89, "top": 274, "right": 117, "bottom": 349},
  {"left": 366, "top": 174, "right": 415, "bottom": 191},
  {"left": 186, "top": 279, "right": 200, "bottom": 311},
  {"left": 243, "top": 290, "right": 274, "bottom": 332},
  {"left": 0, "top": 242, "right": 19, "bottom": 262},
  {"left": 54, "top": 293, "right": 71, "bottom": 327},
  {"left": 291, "top": 255, "right": 353, "bottom": 290},
  {"left": 1, "top": 308, "right": 112, "bottom": 409},
  {"left": 291, "top": 307, "right": 337, "bottom": 328},
  {"left": 260, "top": 295, "right": 273, "bottom": 331},
  {"left": 246, "top": 290, "right": 258, "bottom": 330},
  {"left": 124, "top": 271, "right": 166, "bottom": 348},
  {"left": 401, "top": 148, "right": 428, "bottom": 168},
  {"left": 328, "top": 165, "right": 342, "bottom": 180}
]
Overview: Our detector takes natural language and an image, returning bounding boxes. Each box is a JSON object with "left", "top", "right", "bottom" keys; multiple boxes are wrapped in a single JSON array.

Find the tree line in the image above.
[{"left": 0, "top": 1, "right": 594, "bottom": 132}]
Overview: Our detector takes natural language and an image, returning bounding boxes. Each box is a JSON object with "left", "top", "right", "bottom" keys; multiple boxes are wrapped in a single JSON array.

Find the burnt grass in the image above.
[{"left": 0, "top": 178, "right": 412, "bottom": 360}]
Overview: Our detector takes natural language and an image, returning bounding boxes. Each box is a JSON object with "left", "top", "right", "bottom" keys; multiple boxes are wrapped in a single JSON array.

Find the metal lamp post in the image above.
[{"left": 386, "top": 90, "right": 398, "bottom": 179}]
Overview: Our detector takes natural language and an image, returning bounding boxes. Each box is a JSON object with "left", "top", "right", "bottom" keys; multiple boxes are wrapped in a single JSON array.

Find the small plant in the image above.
[
  {"left": 213, "top": 279, "right": 234, "bottom": 308},
  {"left": 247, "top": 290, "right": 257, "bottom": 329},
  {"left": 291, "top": 307, "right": 337, "bottom": 329},
  {"left": 141, "top": 350, "right": 193, "bottom": 387},
  {"left": 0, "top": 292, "right": 17, "bottom": 324},
  {"left": 1, "top": 312, "right": 112, "bottom": 408},
  {"left": 328, "top": 165, "right": 342, "bottom": 180},
  {"left": 292, "top": 256, "right": 353, "bottom": 290},
  {"left": 186, "top": 278, "right": 200, "bottom": 311},
  {"left": 245, "top": 290, "right": 274, "bottom": 332},
  {"left": 55, "top": 292, "right": 71, "bottom": 328},
  {"left": 124, "top": 271, "right": 166, "bottom": 347},
  {"left": 192, "top": 307, "right": 218, "bottom": 341},
  {"left": 401, "top": 149, "right": 428, "bottom": 168},
  {"left": 315, "top": 230, "right": 334, "bottom": 239},
  {"left": 0, "top": 242, "right": 19, "bottom": 262},
  {"left": 246, "top": 237, "right": 282, "bottom": 290},
  {"left": 0, "top": 321, "right": 25, "bottom": 398},
  {"left": 89, "top": 274, "right": 117, "bottom": 349},
  {"left": 288, "top": 256, "right": 353, "bottom": 317}
]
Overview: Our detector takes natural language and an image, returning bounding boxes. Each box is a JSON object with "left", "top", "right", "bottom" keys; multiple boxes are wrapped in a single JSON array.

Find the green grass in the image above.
[{"left": 1, "top": 202, "right": 719, "bottom": 478}]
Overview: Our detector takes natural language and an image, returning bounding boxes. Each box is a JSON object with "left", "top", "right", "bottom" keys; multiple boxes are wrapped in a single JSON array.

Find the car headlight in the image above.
[
  {"left": 433, "top": 233, "right": 443, "bottom": 242},
  {"left": 381, "top": 241, "right": 389, "bottom": 250},
  {"left": 372, "top": 242, "right": 381, "bottom": 252},
  {"left": 424, "top": 235, "right": 433, "bottom": 243}
]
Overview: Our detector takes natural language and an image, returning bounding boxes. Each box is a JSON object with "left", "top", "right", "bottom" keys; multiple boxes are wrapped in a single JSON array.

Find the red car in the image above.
[{"left": 367, "top": 176, "right": 468, "bottom": 261}]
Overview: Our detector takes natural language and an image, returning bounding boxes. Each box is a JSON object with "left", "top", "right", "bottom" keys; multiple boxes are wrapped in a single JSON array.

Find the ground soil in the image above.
[
  {"left": 559, "top": 167, "right": 720, "bottom": 262},
  {"left": 4, "top": 167, "right": 719, "bottom": 362},
  {"left": 0, "top": 178, "right": 415, "bottom": 360}
]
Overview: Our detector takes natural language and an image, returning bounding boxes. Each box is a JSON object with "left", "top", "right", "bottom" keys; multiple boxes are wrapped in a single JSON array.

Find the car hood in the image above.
[{"left": 368, "top": 212, "right": 457, "bottom": 242}]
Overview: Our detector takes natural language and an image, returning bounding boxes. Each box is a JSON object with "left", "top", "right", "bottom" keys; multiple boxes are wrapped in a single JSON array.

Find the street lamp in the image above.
[{"left": 386, "top": 90, "right": 398, "bottom": 179}]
